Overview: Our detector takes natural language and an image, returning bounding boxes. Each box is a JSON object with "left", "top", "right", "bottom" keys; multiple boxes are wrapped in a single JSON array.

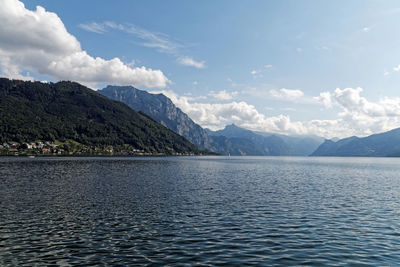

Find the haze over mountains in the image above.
[
  {"left": 311, "top": 128, "right": 400, "bottom": 157},
  {"left": 207, "top": 124, "right": 324, "bottom": 156},
  {"left": 100, "top": 85, "right": 324, "bottom": 156},
  {"left": 100, "top": 85, "right": 400, "bottom": 157}
]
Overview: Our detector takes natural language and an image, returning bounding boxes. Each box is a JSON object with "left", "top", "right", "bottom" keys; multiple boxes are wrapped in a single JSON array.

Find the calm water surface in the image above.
[{"left": 1, "top": 156, "right": 400, "bottom": 266}]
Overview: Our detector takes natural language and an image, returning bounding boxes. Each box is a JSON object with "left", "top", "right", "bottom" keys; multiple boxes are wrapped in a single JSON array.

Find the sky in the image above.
[{"left": 2, "top": 0, "right": 400, "bottom": 138}]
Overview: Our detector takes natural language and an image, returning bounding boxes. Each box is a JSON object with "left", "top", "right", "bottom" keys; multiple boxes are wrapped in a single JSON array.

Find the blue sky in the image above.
[{"left": 3, "top": 0, "right": 400, "bottom": 138}]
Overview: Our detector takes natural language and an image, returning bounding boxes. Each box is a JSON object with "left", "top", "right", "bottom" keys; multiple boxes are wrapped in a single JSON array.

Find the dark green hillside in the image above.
[
  {"left": 0, "top": 78, "right": 201, "bottom": 155},
  {"left": 99, "top": 85, "right": 213, "bottom": 150}
]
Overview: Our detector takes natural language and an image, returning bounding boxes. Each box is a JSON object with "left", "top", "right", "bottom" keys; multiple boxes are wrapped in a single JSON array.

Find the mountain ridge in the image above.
[
  {"left": 99, "top": 85, "right": 213, "bottom": 150},
  {"left": 311, "top": 128, "right": 400, "bottom": 156},
  {"left": 0, "top": 78, "right": 202, "bottom": 155},
  {"left": 99, "top": 86, "right": 324, "bottom": 156},
  {"left": 208, "top": 124, "right": 323, "bottom": 156}
]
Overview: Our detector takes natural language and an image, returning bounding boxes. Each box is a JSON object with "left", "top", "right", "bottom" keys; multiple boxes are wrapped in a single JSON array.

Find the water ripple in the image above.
[{"left": 1, "top": 156, "right": 400, "bottom": 265}]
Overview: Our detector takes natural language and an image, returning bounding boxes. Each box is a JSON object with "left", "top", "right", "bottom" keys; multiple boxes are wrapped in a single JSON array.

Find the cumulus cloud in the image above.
[
  {"left": 314, "top": 87, "right": 400, "bottom": 137},
  {"left": 151, "top": 86, "right": 400, "bottom": 139},
  {"left": 151, "top": 87, "right": 400, "bottom": 139},
  {"left": 177, "top": 56, "right": 205, "bottom": 69},
  {"left": 314, "top": 92, "right": 332, "bottom": 108},
  {"left": 150, "top": 90, "right": 309, "bottom": 135},
  {"left": 208, "top": 90, "right": 238, "bottom": 100},
  {"left": 269, "top": 88, "right": 304, "bottom": 101},
  {"left": 334, "top": 87, "right": 387, "bottom": 116},
  {"left": 0, "top": 0, "right": 169, "bottom": 88}
]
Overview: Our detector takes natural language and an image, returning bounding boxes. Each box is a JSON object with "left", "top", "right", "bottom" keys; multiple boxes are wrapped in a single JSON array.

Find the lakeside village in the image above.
[{"left": 0, "top": 140, "right": 196, "bottom": 156}]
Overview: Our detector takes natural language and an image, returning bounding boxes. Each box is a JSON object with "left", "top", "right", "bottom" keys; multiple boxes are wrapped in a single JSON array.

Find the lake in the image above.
[{"left": 1, "top": 156, "right": 400, "bottom": 265}]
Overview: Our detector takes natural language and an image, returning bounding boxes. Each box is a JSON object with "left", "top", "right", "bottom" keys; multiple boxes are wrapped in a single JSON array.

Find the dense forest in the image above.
[{"left": 0, "top": 78, "right": 202, "bottom": 155}]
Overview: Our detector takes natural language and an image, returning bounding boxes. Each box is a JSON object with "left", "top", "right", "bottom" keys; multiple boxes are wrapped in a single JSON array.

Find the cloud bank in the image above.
[
  {"left": 152, "top": 88, "right": 400, "bottom": 139},
  {"left": 0, "top": 0, "right": 169, "bottom": 88},
  {"left": 152, "top": 90, "right": 309, "bottom": 135}
]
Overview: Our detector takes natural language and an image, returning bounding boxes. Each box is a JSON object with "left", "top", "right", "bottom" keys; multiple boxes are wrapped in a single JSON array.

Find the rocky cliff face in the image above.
[
  {"left": 100, "top": 86, "right": 324, "bottom": 156},
  {"left": 99, "top": 85, "right": 213, "bottom": 150}
]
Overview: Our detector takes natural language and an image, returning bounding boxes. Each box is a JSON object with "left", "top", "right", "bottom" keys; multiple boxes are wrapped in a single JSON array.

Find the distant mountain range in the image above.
[
  {"left": 4, "top": 79, "right": 400, "bottom": 157},
  {"left": 0, "top": 78, "right": 202, "bottom": 155},
  {"left": 311, "top": 128, "right": 400, "bottom": 157},
  {"left": 207, "top": 124, "right": 324, "bottom": 156},
  {"left": 100, "top": 85, "right": 324, "bottom": 156}
]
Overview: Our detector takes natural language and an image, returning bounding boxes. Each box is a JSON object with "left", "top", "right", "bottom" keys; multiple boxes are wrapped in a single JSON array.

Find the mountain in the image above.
[
  {"left": 208, "top": 124, "right": 291, "bottom": 155},
  {"left": 99, "top": 85, "right": 323, "bottom": 156},
  {"left": 99, "top": 85, "right": 262, "bottom": 155},
  {"left": 0, "top": 78, "right": 202, "bottom": 155},
  {"left": 270, "top": 134, "right": 325, "bottom": 156},
  {"left": 99, "top": 85, "right": 213, "bottom": 149},
  {"left": 208, "top": 124, "right": 323, "bottom": 156},
  {"left": 207, "top": 135, "right": 264, "bottom": 156},
  {"left": 311, "top": 128, "right": 400, "bottom": 156}
]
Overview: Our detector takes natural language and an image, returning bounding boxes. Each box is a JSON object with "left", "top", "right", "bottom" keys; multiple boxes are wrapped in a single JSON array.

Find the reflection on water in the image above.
[{"left": 1, "top": 156, "right": 400, "bottom": 265}]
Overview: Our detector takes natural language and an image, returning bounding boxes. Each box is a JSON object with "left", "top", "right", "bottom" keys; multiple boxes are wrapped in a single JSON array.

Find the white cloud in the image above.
[
  {"left": 314, "top": 91, "right": 332, "bottom": 108},
  {"left": 110, "top": 22, "right": 180, "bottom": 55},
  {"left": 0, "top": 0, "right": 169, "bottom": 88},
  {"left": 152, "top": 87, "right": 400, "bottom": 139},
  {"left": 334, "top": 87, "right": 396, "bottom": 117},
  {"left": 393, "top": 65, "right": 400, "bottom": 72},
  {"left": 78, "top": 22, "right": 106, "bottom": 34},
  {"left": 243, "top": 87, "right": 317, "bottom": 105},
  {"left": 313, "top": 87, "right": 400, "bottom": 137},
  {"left": 177, "top": 56, "right": 205, "bottom": 69},
  {"left": 269, "top": 88, "right": 304, "bottom": 101},
  {"left": 80, "top": 21, "right": 181, "bottom": 54},
  {"left": 297, "top": 47, "right": 303, "bottom": 52},
  {"left": 80, "top": 21, "right": 206, "bottom": 69},
  {"left": 362, "top": 27, "right": 370, "bottom": 33},
  {"left": 208, "top": 90, "right": 238, "bottom": 100},
  {"left": 151, "top": 89, "right": 308, "bottom": 135},
  {"left": 250, "top": 64, "right": 272, "bottom": 78},
  {"left": 250, "top": 69, "right": 262, "bottom": 79}
]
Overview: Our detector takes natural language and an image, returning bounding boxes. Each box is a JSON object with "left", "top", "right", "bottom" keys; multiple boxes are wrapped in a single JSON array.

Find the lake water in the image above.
[{"left": 1, "top": 156, "right": 400, "bottom": 266}]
